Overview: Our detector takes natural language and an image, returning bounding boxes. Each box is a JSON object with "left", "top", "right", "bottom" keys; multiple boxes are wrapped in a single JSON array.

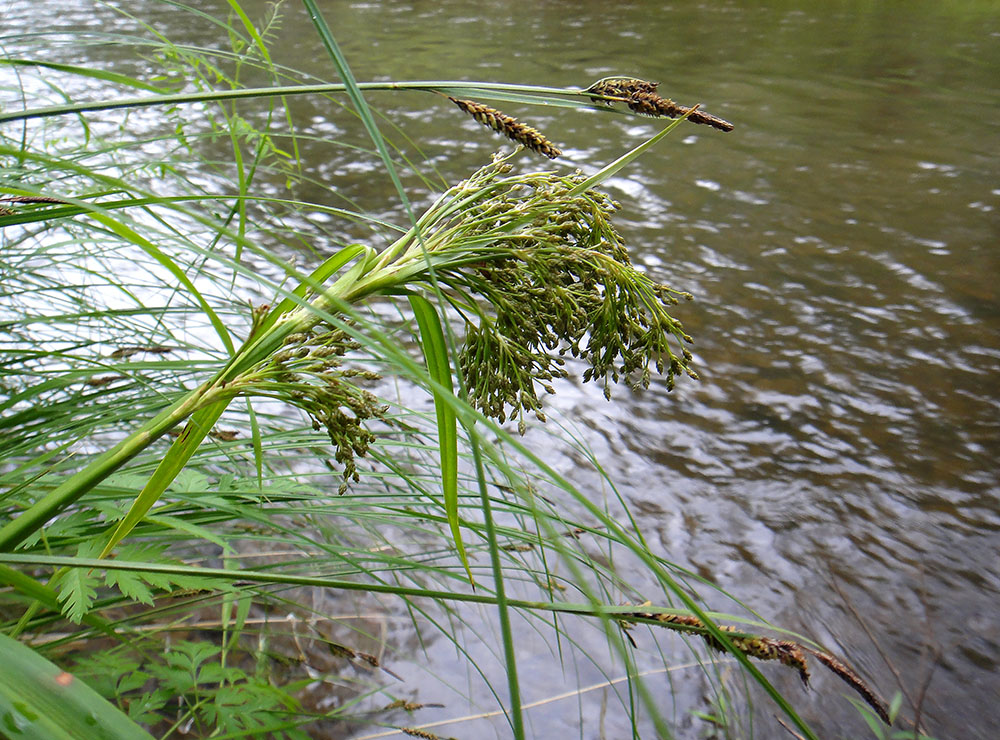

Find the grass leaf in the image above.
[
  {"left": 0, "top": 58, "right": 171, "bottom": 93},
  {"left": 409, "top": 295, "right": 473, "bottom": 585},
  {"left": 0, "top": 633, "right": 155, "bottom": 740},
  {"left": 99, "top": 400, "right": 228, "bottom": 558}
]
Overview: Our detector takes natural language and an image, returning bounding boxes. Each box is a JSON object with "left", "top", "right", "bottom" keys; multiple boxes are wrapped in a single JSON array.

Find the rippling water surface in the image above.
[{"left": 6, "top": 0, "right": 999, "bottom": 737}]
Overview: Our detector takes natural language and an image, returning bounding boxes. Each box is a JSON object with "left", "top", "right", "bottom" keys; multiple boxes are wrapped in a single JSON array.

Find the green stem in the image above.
[
  {"left": 0, "top": 389, "right": 208, "bottom": 552},
  {"left": 0, "top": 81, "right": 588, "bottom": 124},
  {"left": 0, "top": 554, "right": 733, "bottom": 624},
  {"left": 469, "top": 434, "right": 525, "bottom": 738},
  {"left": 0, "top": 246, "right": 385, "bottom": 554}
]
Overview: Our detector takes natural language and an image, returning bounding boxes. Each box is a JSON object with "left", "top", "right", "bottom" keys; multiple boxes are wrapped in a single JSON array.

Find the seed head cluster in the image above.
[
  {"left": 413, "top": 157, "right": 697, "bottom": 433},
  {"left": 238, "top": 326, "right": 386, "bottom": 494},
  {"left": 587, "top": 77, "right": 734, "bottom": 132},
  {"left": 625, "top": 607, "right": 810, "bottom": 682}
]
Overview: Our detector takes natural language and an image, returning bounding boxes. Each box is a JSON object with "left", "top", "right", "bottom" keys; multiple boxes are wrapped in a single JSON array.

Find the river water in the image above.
[{"left": 4, "top": 1, "right": 999, "bottom": 738}]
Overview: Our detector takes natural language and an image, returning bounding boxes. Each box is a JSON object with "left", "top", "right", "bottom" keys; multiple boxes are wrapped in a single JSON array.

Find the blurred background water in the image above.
[{"left": 4, "top": 0, "right": 998, "bottom": 737}]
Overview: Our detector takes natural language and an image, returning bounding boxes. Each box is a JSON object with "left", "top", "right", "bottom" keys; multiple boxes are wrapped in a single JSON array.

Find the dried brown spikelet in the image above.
[
  {"left": 807, "top": 648, "right": 891, "bottom": 725},
  {"left": 684, "top": 108, "right": 735, "bottom": 133},
  {"left": 0, "top": 195, "right": 68, "bottom": 205},
  {"left": 360, "top": 651, "right": 404, "bottom": 681},
  {"left": 400, "top": 729, "right": 437, "bottom": 740},
  {"left": 627, "top": 95, "right": 734, "bottom": 132},
  {"left": 85, "top": 374, "right": 124, "bottom": 387},
  {"left": 635, "top": 610, "right": 808, "bottom": 681},
  {"left": 383, "top": 700, "right": 442, "bottom": 712},
  {"left": 501, "top": 543, "right": 535, "bottom": 552},
  {"left": 209, "top": 429, "right": 239, "bottom": 441},
  {"left": 586, "top": 77, "right": 734, "bottom": 133},
  {"left": 110, "top": 346, "right": 141, "bottom": 360},
  {"left": 110, "top": 345, "right": 174, "bottom": 359},
  {"left": 400, "top": 728, "right": 458, "bottom": 740},
  {"left": 656, "top": 613, "right": 703, "bottom": 628},
  {"left": 328, "top": 642, "right": 356, "bottom": 660},
  {"left": 622, "top": 78, "right": 660, "bottom": 94},
  {"left": 726, "top": 633, "right": 811, "bottom": 686},
  {"left": 547, "top": 577, "right": 567, "bottom": 592},
  {"left": 624, "top": 605, "right": 889, "bottom": 726},
  {"left": 449, "top": 97, "right": 561, "bottom": 159},
  {"left": 381, "top": 664, "right": 404, "bottom": 681},
  {"left": 626, "top": 92, "right": 681, "bottom": 117},
  {"left": 587, "top": 77, "right": 660, "bottom": 101},
  {"left": 329, "top": 642, "right": 403, "bottom": 679}
]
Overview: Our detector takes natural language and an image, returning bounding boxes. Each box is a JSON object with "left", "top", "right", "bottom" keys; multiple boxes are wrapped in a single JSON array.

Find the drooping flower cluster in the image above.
[
  {"left": 235, "top": 325, "right": 386, "bottom": 493},
  {"left": 411, "top": 158, "right": 697, "bottom": 432},
  {"left": 227, "top": 153, "right": 700, "bottom": 477}
]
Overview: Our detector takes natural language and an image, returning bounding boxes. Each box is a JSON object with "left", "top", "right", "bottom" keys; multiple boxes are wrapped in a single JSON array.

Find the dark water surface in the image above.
[{"left": 5, "top": 0, "right": 999, "bottom": 737}]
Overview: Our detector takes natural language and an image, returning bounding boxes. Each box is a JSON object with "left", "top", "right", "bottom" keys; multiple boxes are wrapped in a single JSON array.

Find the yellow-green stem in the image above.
[{"left": 0, "top": 388, "right": 210, "bottom": 552}]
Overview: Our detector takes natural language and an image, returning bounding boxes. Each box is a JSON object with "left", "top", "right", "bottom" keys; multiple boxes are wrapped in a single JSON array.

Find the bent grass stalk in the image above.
[
  {"left": 0, "top": 551, "right": 889, "bottom": 725},
  {"left": 0, "top": 79, "right": 727, "bottom": 127}
]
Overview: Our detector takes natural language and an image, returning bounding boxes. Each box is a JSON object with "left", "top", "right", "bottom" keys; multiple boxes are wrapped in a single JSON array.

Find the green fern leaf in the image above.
[
  {"left": 104, "top": 568, "right": 154, "bottom": 605},
  {"left": 57, "top": 567, "right": 98, "bottom": 623},
  {"left": 126, "top": 689, "right": 169, "bottom": 726}
]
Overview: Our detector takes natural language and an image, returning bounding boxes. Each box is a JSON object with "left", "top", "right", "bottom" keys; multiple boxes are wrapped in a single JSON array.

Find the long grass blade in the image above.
[
  {"left": 98, "top": 400, "right": 228, "bottom": 558},
  {"left": 85, "top": 210, "right": 235, "bottom": 354},
  {"left": 0, "top": 633, "right": 154, "bottom": 740},
  {"left": 0, "top": 58, "right": 169, "bottom": 93},
  {"left": 256, "top": 243, "right": 369, "bottom": 335},
  {"left": 409, "top": 295, "right": 472, "bottom": 585},
  {"left": 224, "top": 0, "right": 274, "bottom": 68},
  {"left": 0, "top": 390, "right": 205, "bottom": 552},
  {"left": 467, "top": 435, "right": 525, "bottom": 738},
  {"left": 300, "top": 0, "right": 416, "bottom": 222},
  {"left": 569, "top": 111, "right": 693, "bottom": 196},
  {"left": 0, "top": 81, "right": 590, "bottom": 125}
]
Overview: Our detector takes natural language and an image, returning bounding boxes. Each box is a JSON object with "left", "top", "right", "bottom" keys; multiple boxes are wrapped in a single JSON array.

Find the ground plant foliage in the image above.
[{"left": 0, "top": 2, "right": 901, "bottom": 738}]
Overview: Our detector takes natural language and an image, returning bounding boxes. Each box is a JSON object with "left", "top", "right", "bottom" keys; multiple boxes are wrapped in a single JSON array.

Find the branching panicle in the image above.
[
  {"left": 395, "top": 158, "right": 696, "bottom": 431},
  {"left": 235, "top": 325, "right": 386, "bottom": 493}
]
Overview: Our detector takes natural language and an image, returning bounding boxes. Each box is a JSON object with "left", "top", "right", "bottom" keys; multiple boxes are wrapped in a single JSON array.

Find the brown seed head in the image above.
[
  {"left": 809, "top": 649, "right": 891, "bottom": 725},
  {"left": 626, "top": 92, "right": 683, "bottom": 118},
  {"left": 449, "top": 97, "right": 561, "bottom": 159},
  {"left": 586, "top": 77, "right": 734, "bottom": 132},
  {"left": 588, "top": 77, "right": 660, "bottom": 101}
]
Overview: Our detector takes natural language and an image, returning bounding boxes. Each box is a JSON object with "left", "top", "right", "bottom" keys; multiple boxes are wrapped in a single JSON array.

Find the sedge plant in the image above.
[{"left": 0, "top": 2, "right": 890, "bottom": 738}]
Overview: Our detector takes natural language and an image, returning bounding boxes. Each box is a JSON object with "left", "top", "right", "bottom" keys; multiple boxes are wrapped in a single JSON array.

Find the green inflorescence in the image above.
[{"left": 411, "top": 157, "right": 698, "bottom": 432}]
